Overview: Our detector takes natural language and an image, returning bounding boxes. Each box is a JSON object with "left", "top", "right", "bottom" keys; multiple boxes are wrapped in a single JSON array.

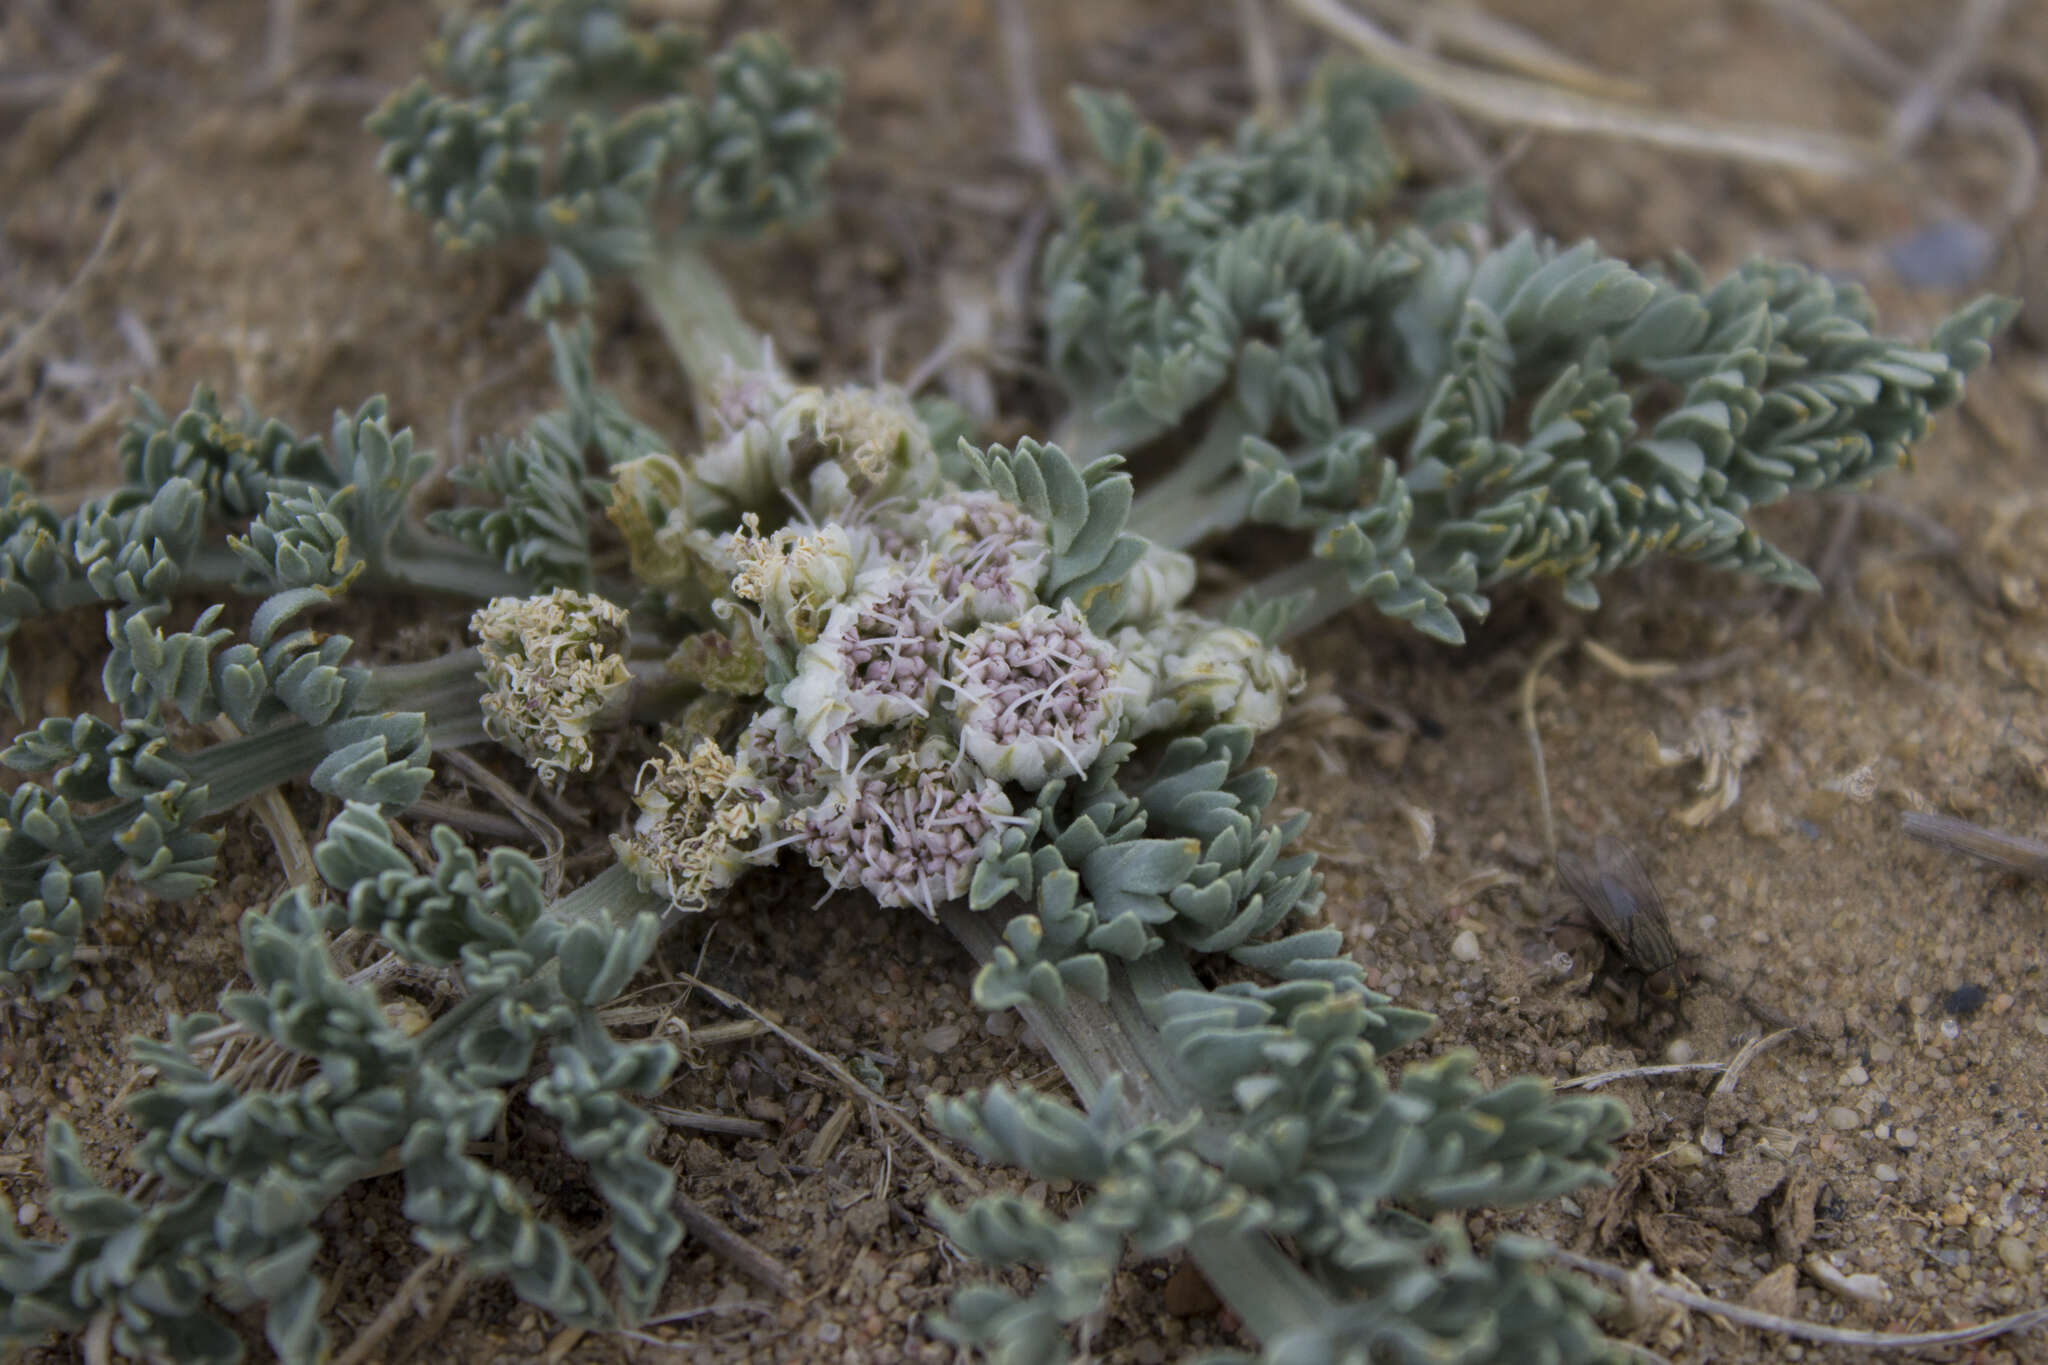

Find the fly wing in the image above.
[
  {"left": 1555, "top": 846, "right": 1633, "bottom": 948},
  {"left": 1593, "top": 834, "right": 1680, "bottom": 974}
]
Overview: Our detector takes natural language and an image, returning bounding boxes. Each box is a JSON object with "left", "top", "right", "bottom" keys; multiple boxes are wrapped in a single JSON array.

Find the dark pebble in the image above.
[{"left": 1942, "top": 983, "right": 1989, "bottom": 1018}]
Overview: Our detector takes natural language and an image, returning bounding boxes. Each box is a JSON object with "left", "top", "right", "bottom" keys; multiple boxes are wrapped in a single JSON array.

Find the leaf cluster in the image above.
[
  {"left": 371, "top": 0, "right": 841, "bottom": 312},
  {"left": 1049, "top": 71, "right": 2016, "bottom": 640},
  {"left": 0, "top": 805, "right": 678, "bottom": 1364}
]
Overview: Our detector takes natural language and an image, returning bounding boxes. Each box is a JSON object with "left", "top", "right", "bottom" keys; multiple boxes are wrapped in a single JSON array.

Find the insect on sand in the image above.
[{"left": 1553, "top": 834, "right": 1693, "bottom": 1019}]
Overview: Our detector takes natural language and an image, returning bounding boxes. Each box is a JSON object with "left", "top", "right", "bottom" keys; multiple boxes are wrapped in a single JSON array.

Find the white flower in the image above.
[
  {"left": 724, "top": 513, "right": 876, "bottom": 648},
  {"left": 1140, "top": 611, "right": 1303, "bottom": 734},
  {"left": 949, "top": 602, "right": 1123, "bottom": 788},
  {"left": 796, "top": 737, "right": 1012, "bottom": 917},
  {"left": 470, "top": 589, "right": 633, "bottom": 786},
  {"left": 611, "top": 739, "right": 781, "bottom": 912},
  {"left": 781, "top": 565, "right": 949, "bottom": 766},
  {"left": 605, "top": 452, "right": 734, "bottom": 601},
  {"left": 1108, "top": 624, "right": 1180, "bottom": 738},
  {"left": 888, "top": 490, "right": 1051, "bottom": 626},
  {"left": 789, "top": 385, "right": 940, "bottom": 516},
  {"left": 1100, "top": 540, "right": 1197, "bottom": 629},
  {"left": 704, "top": 345, "right": 788, "bottom": 432}
]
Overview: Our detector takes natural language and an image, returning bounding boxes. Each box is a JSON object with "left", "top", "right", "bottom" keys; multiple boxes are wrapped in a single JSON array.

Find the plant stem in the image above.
[
  {"left": 361, "top": 648, "right": 488, "bottom": 734},
  {"left": 936, "top": 902, "right": 1353, "bottom": 1349},
  {"left": 1125, "top": 408, "right": 1257, "bottom": 547},
  {"left": 632, "top": 240, "right": 773, "bottom": 429}
]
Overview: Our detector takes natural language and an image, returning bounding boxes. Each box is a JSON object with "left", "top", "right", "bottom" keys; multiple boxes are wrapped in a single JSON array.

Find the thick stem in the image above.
[
  {"left": 631, "top": 241, "right": 775, "bottom": 429},
  {"left": 936, "top": 902, "right": 1354, "bottom": 1348},
  {"left": 1046, "top": 403, "right": 1168, "bottom": 473},
  {"left": 1227, "top": 556, "right": 1373, "bottom": 642},
  {"left": 1126, "top": 408, "right": 1257, "bottom": 548},
  {"left": 375, "top": 523, "right": 538, "bottom": 602},
  {"left": 356, "top": 650, "right": 497, "bottom": 745}
]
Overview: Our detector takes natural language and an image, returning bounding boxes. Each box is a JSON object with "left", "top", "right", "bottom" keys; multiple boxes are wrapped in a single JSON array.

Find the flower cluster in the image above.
[
  {"left": 574, "top": 394, "right": 1302, "bottom": 917},
  {"left": 1118, "top": 611, "right": 1303, "bottom": 735},
  {"left": 797, "top": 738, "right": 1012, "bottom": 914},
  {"left": 610, "top": 738, "right": 782, "bottom": 910},
  {"left": 606, "top": 373, "right": 938, "bottom": 609},
  {"left": 471, "top": 588, "right": 633, "bottom": 785},
  {"left": 950, "top": 603, "right": 1124, "bottom": 787},
  {"left": 890, "top": 490, "right": 1052, "bottom": 625}
]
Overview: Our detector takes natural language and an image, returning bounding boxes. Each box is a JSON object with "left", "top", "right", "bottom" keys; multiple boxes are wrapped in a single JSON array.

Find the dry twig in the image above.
[
  {"left": 1553, "top": 1249, "right": 2048, "bottom": 1351},
  {"left": 0, "top": 187, "right": 127, "bottom": 384},
  {"left": 1767, "top": 0, "right": 2038, "bottom": 230},
  {"left": 1518, "top": 636, "right": 1572, "bottom": 870},
  {"left": 1903, "top": 810, "right": 2048, "bottom": 879},
  {"left": 1350, "top": 0, "right": 1651, "bottom": 102},
  {"left": 1285, "top": 0, "right": 1879, "bottom": 174},
  {"left": 670, "top": 1195, "right": 799, "bottom": 1298},
  {"left": 1234, "top": 0, "right": 1286, "bottom": 125},
  {"left": 330, "top": 1252, "right": 449, "bottom": 1365},
  {"left": 671, "top": 967, "right": 985, "bottom": 1196}
]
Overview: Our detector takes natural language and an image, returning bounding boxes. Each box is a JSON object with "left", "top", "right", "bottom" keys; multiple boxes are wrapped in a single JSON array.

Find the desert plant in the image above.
[{"left": 0, "top": 3, "right": 2012, "bottom": 1363}]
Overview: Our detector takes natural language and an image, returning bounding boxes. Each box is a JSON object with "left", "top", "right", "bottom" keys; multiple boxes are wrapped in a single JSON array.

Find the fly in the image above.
[{"left": 1553, "top": 834, "right": 1690, "bottom": 1009}]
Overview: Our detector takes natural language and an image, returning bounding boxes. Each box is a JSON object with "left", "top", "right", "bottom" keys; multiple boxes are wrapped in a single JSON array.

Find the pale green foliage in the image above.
[
  {"left": 0, "top": 394, "right": 465, "bottom": 998},
  {"left": 430, "top": 321, "right": 663, "bottom": 593},
  {"left": 929, "top": 724, "right": 1628, "bottom": 1362},
  {"left": 961, "top": 438, "right": 1148, "bottom": 632},
  {"left": 0, "top": 805, "right": 678, "bottom": 1364},
  {"left": 1049, "top": 71, "right": 2016, "bottom": 640},
  {"left": 0, "top": 5, "right": 2018, "bottom": 1363},
  {"left": 371, "top": 0, "right": 841, "bottom": 312}
]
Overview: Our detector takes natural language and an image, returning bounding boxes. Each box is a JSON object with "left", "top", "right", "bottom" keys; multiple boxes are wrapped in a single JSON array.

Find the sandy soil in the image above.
[{"left": 4, "top": 1, "right": 2047, "bottom": 1362}]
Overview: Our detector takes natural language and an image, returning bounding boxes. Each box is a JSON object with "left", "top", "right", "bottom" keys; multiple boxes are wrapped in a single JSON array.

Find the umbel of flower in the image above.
[
  {"left": 1143, "top": 611, "right": 1304, "bottom": 733},
  {"left": 1104, "top": 539, "right": 1198, "bottom": 629},
  {"left": 726, "top": 512, "right": 877, "bottom": 649},
  {"left": 797, "top": 736, "right": 1013, "bottom": 916},
  {"left": 784, "top": 385, "right": 939, "bottom": 520},
  {"left": 470, "top": 588, "right": 634, "bottom": 786},
  {"left": 781, "top": 565, "right": 949, "bottom": 766},
  {"left": 608, "top": 378, "right": 939, "bottom": 611},
  {"left": 611, "top": 738, "right": 783, "bottom": 911},
  {"left": 949, "top": 601, "right": 1126, "bottom": 788},
  {"left": 888, "top": 489, "right": 1053, "bottom": 627}
]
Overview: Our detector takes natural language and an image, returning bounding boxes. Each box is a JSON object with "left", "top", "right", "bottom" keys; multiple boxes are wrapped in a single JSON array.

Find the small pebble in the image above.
[
  {"left": 1997, "top": 1236, "right": 2035, "bottom": 1274},
  {"left": 14, "top": 1203, "right": 36, "bottom": 1227},
  {"left": 1162, "top": 1259, "right": 1220, "bottom": 1316},
  {"left": 1805, "top": 1253, "right": 1891, "bottom": 1305},
  {"left": 1450, "top": 928, "right": 1481, "bottom": 963},
  {"left": 1943, "top": 1203, "right": 1969, "bottom": 1228},
  {"left": 1896, "top": 1127, "right": 1918, "bottom": 1148},
  {"left": 1943, "top": 983, "right": 1989, "bottom": 1017},
  {"left": 1668, "top": 1141, "right": 1705, "bottom": 1169},
  {"left": 1665, "top": 1038, "right": 1695, "bottom": 1064},
  {"left": 1826, "top": 1106, "right": 1861, "bottom": 1132},
  {"left": 1939, "top": 1018, "right": 1961, "bottom": 1040},
  {"left": 920, "top": 1023, "right": 963, "bottom": 1055},
  {"left": 1874, "top": 1163, "right": 1901, "bottom": 1183},
  {"left": 1744, "top": 1263, "right": 1798, "bottom": 1318},
  {"left": 1886, "top": 218, "right": 1994, "bottom": 290},
  {"left": 1843, "top": 1064, "right": 1869, "bottom": 1086}
]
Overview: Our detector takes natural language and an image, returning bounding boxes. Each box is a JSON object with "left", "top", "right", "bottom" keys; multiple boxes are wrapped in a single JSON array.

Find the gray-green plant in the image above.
[{"left": 0, "top": 3, "right": 2013, "bottom": 1364}]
